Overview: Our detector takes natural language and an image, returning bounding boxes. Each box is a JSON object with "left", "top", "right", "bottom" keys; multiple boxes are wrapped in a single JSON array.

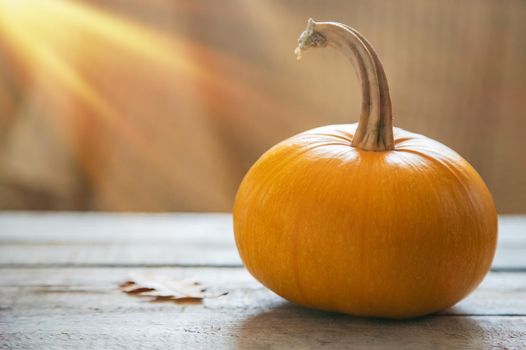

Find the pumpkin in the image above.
[{"left": 233, "top": 19, "right": 497, "bottom": 319}]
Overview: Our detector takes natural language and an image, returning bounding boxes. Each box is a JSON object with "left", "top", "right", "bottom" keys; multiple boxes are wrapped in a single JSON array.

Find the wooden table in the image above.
[{"left": 1, "top": 213, "right": 525, "bottom": 349}]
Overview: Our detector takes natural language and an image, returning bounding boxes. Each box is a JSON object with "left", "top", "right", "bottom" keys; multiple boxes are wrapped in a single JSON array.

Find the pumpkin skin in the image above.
[
  {"left": 233, "top": 19, "right": 498, "bottom": 319},
  {"left": 234, "top": 123, "right": 497, "bottom": 319}
]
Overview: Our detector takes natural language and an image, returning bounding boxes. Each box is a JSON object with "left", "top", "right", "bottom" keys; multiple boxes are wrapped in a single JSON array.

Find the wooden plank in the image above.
[
  {"left": 1, "top": 213, "right": 523, "bottom": 245},
  {"left": 0, "top": 243, "right": 521, "bottom": 269},
  {"left": 1, "top": 268, "right": 525, "bottom": 316},
  {"left": 0, "top": 212, "right": 241, "bottom": 267},
  {"left": 2, "top": 314, "right": 525, "bottom": 350},
  {"left": 0, "top": 213, "right": 524, "bottom": 269},
  {"left": 0, "top": 212, "right": 235, "bottom": 244},
  {"left": 0, "top": 244, "right": 241, "bottom": 267},
  {"left": 1, "top": 267, "right": 525, "bottom": 349}
]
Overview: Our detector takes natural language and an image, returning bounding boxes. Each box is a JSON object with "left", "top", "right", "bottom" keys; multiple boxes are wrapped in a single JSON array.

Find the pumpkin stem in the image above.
[{"left": 295, "top": 19, "right": 394, "bottom": 151}]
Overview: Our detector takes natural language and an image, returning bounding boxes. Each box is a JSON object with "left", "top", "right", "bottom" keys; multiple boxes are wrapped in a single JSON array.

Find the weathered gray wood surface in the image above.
[
  {"left": 0, "top": 213, "right": 239, "bottom": 267},
  {"left": 0, "top": 213, "right": 525, "bottom": 349},
  {"left": 0, "top": 213, "right": 524, "bottom": 269}
]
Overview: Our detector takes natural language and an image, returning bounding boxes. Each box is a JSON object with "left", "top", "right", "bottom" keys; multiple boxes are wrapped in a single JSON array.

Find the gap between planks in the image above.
[{"left": 1, "top": 263, "right": 526, "bottom": 273}]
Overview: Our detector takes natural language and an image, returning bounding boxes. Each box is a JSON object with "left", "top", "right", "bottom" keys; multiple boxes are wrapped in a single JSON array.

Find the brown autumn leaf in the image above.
[{"left": 119, "top": 273, "right": 228, "bottom": 304}]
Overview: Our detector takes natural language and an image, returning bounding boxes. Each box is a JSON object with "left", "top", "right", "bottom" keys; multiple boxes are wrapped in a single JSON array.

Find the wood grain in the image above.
[
  {"left": 3, "top": 314, "right": 524, "bottom": 350},
  {"left": 1, "top": 268, "right": 525, "bottom": 349},
  {"left": 1, "top": 213, "right": 525, "bottom": 349},
  {"left": 1, "top": 268, "right": 526, "bottom": 316},
  {"left": 0, "top": 213, "right": 524, "bottom": 269}
]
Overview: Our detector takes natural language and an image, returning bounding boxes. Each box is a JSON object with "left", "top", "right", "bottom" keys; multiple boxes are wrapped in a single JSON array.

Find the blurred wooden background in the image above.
[{"left": 0, "top": 0, "right": 524, "bottom": 212}]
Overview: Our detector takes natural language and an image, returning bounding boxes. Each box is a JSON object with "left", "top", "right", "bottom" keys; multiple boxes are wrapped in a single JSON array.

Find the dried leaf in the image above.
[{"left": 119, "top": 273, "right": 228, "bottom": 304}]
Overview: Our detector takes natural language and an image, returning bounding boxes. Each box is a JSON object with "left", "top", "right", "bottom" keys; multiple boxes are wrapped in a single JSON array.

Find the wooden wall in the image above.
[{"left": 0, "top": 0, "right": 525, "bottom": 212}]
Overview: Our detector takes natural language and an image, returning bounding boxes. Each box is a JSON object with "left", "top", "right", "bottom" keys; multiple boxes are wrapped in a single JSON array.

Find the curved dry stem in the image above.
[{"left": 296, "top": 19, "right": 394, "bottom": 151}]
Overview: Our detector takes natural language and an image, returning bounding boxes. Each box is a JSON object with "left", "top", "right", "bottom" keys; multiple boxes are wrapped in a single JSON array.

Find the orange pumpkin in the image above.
[{"left": 233, "top": 19, "right": 497, "bottom": 318}]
